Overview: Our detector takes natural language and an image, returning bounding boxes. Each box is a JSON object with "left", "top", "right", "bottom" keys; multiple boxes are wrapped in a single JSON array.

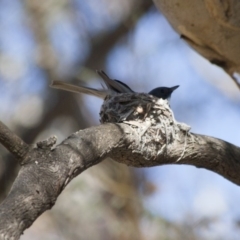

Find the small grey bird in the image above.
[{"left": 51, "top": 70, "right": 179, "bottom": 100}]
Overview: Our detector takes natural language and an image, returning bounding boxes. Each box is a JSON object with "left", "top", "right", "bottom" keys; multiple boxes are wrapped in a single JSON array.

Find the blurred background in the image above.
[{"left": 1, "top": 0, "right": 240, "bottom": 239}]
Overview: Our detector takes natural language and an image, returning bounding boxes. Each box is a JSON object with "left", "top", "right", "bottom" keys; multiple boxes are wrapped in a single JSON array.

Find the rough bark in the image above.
[
  {"left": 1, "top": 93, "right": 240, "bottom": 239},
  {"left": 153, "top": 0, "right": 240, "bottom": 84}
]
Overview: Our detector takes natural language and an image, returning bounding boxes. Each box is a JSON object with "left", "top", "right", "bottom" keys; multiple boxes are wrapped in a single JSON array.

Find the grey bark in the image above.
[{"left": 1, "top": 93, "right": 240, "bottom": 239}]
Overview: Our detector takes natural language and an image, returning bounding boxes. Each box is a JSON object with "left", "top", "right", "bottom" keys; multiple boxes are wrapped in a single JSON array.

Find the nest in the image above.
[
  {"left": 100, "top": 93, "right": 172, "bottom": 123},
  {"left": 100, "top": 93, "right": 192, "bottom": 162}
]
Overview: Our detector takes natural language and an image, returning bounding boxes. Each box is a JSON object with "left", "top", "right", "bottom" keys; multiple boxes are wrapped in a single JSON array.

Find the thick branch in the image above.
[
  {"left": 100, "top": 94, "right": 240, "bottom": 185},
  {"left": 1, "top": 94, "right": 240, "bottom": 239},
  {"left": 0, "top": 123, "right": 134, "bottom": 239},
  {"left": 153, "top": 0, "right": 240, "bottom": 83}
]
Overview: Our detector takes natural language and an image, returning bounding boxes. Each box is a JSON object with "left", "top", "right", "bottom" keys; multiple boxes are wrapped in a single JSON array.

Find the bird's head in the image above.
[{"left": 148, "top": 85, "right": 179, "bottom": 100}]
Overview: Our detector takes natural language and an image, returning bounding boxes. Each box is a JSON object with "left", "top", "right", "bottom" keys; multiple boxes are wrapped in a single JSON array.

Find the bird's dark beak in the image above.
[{"left": 170, "top": 85, "right": 179, "bottom": 92}]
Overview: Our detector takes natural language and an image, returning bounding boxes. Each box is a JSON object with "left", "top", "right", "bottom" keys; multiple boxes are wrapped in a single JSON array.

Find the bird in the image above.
[{"left": 51, "top": 70, "right": 179, "bottom": 100}]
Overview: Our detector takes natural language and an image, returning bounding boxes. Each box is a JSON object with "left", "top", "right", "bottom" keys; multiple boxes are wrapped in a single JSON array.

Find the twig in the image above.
[{"left": 0, "top": 121, "right": 29, "bottom": 163}]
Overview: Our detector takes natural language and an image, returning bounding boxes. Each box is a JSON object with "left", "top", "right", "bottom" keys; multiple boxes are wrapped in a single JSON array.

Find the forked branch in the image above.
[{"left": 0, "top": 93, "right": 240, "bottom": 239}]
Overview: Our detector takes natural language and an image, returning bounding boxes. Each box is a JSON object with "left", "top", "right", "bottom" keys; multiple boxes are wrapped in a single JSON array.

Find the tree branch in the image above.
[
  {"left": 153, "top": 0, "right": 240, "bottom": 83},
  {"left": 0, "top": 121, "right": 29, "bottom": 163},
  {"left": 84, "top": 0, "right": 153, "bottom": 69},
  {"left": 0, "top": 123, "right": 132, "bottom": 239},
  {"left": 1, "top": 93, "right": 240, "bottom": 239}
]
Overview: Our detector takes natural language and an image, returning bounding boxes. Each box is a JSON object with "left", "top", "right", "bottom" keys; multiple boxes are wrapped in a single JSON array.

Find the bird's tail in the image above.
[
  {"left": 51, "top": 70, "right": 133, "bottom": 99},
  {"left": 51, "top": 80, "right": 108, "bottom": 99}
]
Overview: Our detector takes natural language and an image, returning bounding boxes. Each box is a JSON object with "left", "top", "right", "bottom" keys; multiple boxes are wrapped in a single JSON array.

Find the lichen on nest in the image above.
[{"left": 100, "top": 93, "right": 192, "bottom": 162}]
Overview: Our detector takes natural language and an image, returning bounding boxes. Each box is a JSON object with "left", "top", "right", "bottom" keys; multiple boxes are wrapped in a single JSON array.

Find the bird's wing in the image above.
[{"left": 51, "top": 81, "right": 108, "bottom": 99}]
